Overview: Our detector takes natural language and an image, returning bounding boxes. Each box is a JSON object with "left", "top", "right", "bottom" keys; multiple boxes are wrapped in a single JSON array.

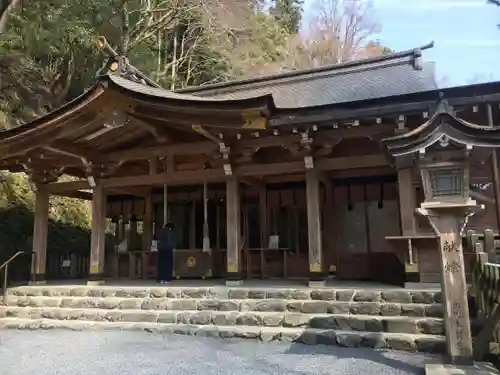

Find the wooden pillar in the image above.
[
  {"left": 142, "top": 198, "right": 153, "bottom": 250},
  {"left": 397, "top": 168, "right": 417, "bottom": 235},
  {"left": 425, "top": 212, "right": 473, "bottom": 365},
  {"left": 190, "top": 198, "right": 196, "bottom": 249},
  {"left": 323, "top": 179, "right": 335, "bottom": 273},
  {"left": 31, "top": 184, "right": 49, "bottom": 282},
  {"left": 89, "top": 182, "right": 107, "bottom": 279},
  {"left": 143, "top": 157, "right": 157, "bottom": 250},
  {"left": 226, "top": 177, "right": 241, "bottom": 285},
  {"left": 202, "top": 181, "right": 210, "bottom": 251},
  {"left": 258, "top": 185, "right": 267, "bottom": 248},
  {"left": 306, "top": 169, "right": 324, "bottom": 286}
]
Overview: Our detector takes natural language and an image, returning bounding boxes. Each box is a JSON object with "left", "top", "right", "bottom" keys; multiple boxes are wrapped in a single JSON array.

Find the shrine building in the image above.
[{"left": 1, "top": 40, "right": 499, "bottom": 286}]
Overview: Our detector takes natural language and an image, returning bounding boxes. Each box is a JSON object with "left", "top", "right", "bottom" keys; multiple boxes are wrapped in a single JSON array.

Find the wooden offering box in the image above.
[{"left": 173, "top": 249, "right": 213, "bottom": 279}]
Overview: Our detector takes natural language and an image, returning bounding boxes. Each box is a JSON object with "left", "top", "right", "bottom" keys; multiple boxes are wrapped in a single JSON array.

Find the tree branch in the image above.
[{"left": 0, "top": 0, "right": 21, "bottom": 33}]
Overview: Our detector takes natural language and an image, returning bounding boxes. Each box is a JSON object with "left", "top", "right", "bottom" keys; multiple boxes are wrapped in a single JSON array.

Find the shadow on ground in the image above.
[{"left": 285, "top": 341, "right": 443, "bottom": 375}]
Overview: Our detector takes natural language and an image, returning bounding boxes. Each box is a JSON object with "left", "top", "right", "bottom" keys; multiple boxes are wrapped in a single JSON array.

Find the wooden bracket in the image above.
[
  {"left": 220, "top": 143, "right": 232, "bottom": 176},
  {"left": 396, "top": 115, "right": 406, "bottom": 133},
  {"left": 30, "top": 167, "right": 65, "bottom": 184},
  {"left": 192, "top": 124, "right": 220, "bottom": 144},
  {"left": 300, "top": 132, "right": 313, "bottom": 150},
  {"left": 304, "top": 155, "right": 314, "bottom": 170}
]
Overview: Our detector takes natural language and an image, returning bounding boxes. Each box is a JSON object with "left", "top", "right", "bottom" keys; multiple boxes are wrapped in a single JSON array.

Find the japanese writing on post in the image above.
[
  {"left": 443, "top": 240, "right": 459, "bottom": 253},
  {"left": 445, "top": 260, "right": 461, "bottom": 274},
  {"left": 452, "top": 302, "right": 464, "bottom": 349}
]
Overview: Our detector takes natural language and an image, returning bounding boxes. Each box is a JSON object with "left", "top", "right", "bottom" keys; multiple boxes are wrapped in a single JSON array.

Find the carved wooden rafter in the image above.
[{"left": 129, "top": 114, "right": 171, "bottom": 143}]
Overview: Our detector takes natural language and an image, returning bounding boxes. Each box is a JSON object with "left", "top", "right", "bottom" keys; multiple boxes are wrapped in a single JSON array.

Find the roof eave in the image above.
[{"left": 104, "top": 74, "right": 276, "bottom": 114}]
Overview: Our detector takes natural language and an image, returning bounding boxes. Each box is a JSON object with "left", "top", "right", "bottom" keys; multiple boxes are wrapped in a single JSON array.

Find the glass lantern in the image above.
[{"left": 420, "top": 162, "right": 470, "bottom": 205}]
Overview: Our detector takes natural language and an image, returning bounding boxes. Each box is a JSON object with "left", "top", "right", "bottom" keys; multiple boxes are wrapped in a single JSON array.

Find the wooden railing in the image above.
[{"left": 469, "top": 229, "right": 500, "bottom": 360}]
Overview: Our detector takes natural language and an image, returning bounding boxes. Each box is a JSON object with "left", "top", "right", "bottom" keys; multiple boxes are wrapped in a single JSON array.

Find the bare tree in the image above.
[{"left": 305, "top": 0, "right": 380, "bottom": 66}]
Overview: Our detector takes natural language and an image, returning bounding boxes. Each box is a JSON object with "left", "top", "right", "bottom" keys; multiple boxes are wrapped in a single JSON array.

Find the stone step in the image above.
[
  {"left": 3, "top": 296, "right": 445, "bottom": 317},
  {"left": 0, "top": 306, "right": 445, "bottom": 335},
  {"left": 0, "top": 317, "right": 446, "bottom": 353},
  {"left": 7, "top": 286, "right": 442, "bottom": 304}
]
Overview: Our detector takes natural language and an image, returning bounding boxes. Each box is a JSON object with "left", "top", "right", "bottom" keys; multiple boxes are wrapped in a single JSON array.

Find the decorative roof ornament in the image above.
[{"left": 94, "top": 35, "right": 161, "bottom": 88}]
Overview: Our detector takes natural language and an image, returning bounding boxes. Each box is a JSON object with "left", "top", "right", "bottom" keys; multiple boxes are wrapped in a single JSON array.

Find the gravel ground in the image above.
[{"left": 0, "top": 330, "right": 443, "bottom": 375}]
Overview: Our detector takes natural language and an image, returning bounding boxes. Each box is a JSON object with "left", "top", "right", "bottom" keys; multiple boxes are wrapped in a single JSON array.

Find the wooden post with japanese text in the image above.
[{"left": 420, "top": 208, "right": 474, "bottom": 366}]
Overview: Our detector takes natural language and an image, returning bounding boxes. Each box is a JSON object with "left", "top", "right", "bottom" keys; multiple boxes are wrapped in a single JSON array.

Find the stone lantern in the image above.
[{"left": 382, "top": 99, "right": 500, "bottom": 367}]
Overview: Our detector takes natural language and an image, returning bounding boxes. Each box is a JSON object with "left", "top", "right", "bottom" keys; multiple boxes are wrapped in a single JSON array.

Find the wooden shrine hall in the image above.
[{"left": 1, "top": 39, "right": 500, "bottom": 286}]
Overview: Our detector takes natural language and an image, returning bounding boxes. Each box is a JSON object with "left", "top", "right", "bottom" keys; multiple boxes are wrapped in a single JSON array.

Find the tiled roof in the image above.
[
  {"left": 177, "top": 43, "right": 438, "bottom": 109},
  {"left": 107, "top": 74, "right": 271, "bottom": 103}
]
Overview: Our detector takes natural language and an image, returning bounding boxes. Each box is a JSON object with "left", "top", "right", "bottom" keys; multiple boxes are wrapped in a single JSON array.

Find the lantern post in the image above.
[{"left": 416, "top": 151, "right": 478, "bottom": 366}]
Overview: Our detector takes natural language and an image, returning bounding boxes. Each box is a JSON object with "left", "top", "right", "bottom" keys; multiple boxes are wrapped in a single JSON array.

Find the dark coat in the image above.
[{"left": 157, "top": 228, "right": 176, "bottom": 252}]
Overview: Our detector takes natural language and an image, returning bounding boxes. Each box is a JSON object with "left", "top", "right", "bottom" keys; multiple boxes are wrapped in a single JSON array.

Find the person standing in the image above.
[{"left": 157, "top": 222, "right": 176, "bottom": 284}]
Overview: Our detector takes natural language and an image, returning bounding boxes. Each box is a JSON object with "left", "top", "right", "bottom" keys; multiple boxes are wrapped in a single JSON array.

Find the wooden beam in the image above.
[
  {"left": 102, "top": 141, "right": 219, "bottom": 163},
  {"left": 97, "top": 126, "right": 391, "bottom": 164},
  {"left": 269, "top": 91, "right": 500, "bottom": 127},
  {"left": 241, "top": 176, "right": 264, "bottom": 187},
  {"left": 47, "top": 153, "right": 389, "bottom": 190},
  {"left": 43, "top": 140, "right": 98, "bottom": 160},
  {"left": 52, "top": 190, "right": 93, "bottom": 200},
  {"left": 191, "top": 125, "right": 220, "bottom": 143},
  {"left": 128, "top": 114, "right": 170, "bottom": 142},
  {"left": 47, "top": 180, "right": 90, "bottom": 193},
  {"left": 235, "top": 125, "right": 393, "bottom": 150},
  {"left": 103, "top": 168, "right": 225, "bottom": 188},
  {"left": 236, "top": 154, "right": 389, "bottom": 177}
]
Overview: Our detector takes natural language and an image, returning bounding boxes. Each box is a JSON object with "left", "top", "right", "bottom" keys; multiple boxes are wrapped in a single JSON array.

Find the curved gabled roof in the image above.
[
  {"left": 382, "top": 99, "right": 500, "bottom": 157},
  {"left": 0, "top": 70, "right": 276, "bottom": 157},
  {"left": 105, "top": 74, "right": 276, "bottom": 109}
]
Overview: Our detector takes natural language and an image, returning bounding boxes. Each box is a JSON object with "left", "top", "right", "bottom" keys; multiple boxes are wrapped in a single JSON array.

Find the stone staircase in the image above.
[{"left": 0, "top": 285, "right": 446, "bottom": 353}]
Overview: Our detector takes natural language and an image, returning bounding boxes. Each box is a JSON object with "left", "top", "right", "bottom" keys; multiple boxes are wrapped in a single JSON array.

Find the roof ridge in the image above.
[
  {"left": 177, "top": 41, "right": 434, "bottom": 94},
  {"left": 190, "top": 58, "right": 430, "bottom": 99}
]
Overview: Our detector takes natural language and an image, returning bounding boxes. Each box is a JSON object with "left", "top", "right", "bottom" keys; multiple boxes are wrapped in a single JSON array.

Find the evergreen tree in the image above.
[{"left": 269, "top": 0, "right": 303, "bottom": 34}]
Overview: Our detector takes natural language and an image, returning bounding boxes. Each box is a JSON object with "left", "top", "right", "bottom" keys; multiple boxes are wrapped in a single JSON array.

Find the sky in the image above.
[{"left": 303, "top": 0, "right": 500, "bottom": 87}]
